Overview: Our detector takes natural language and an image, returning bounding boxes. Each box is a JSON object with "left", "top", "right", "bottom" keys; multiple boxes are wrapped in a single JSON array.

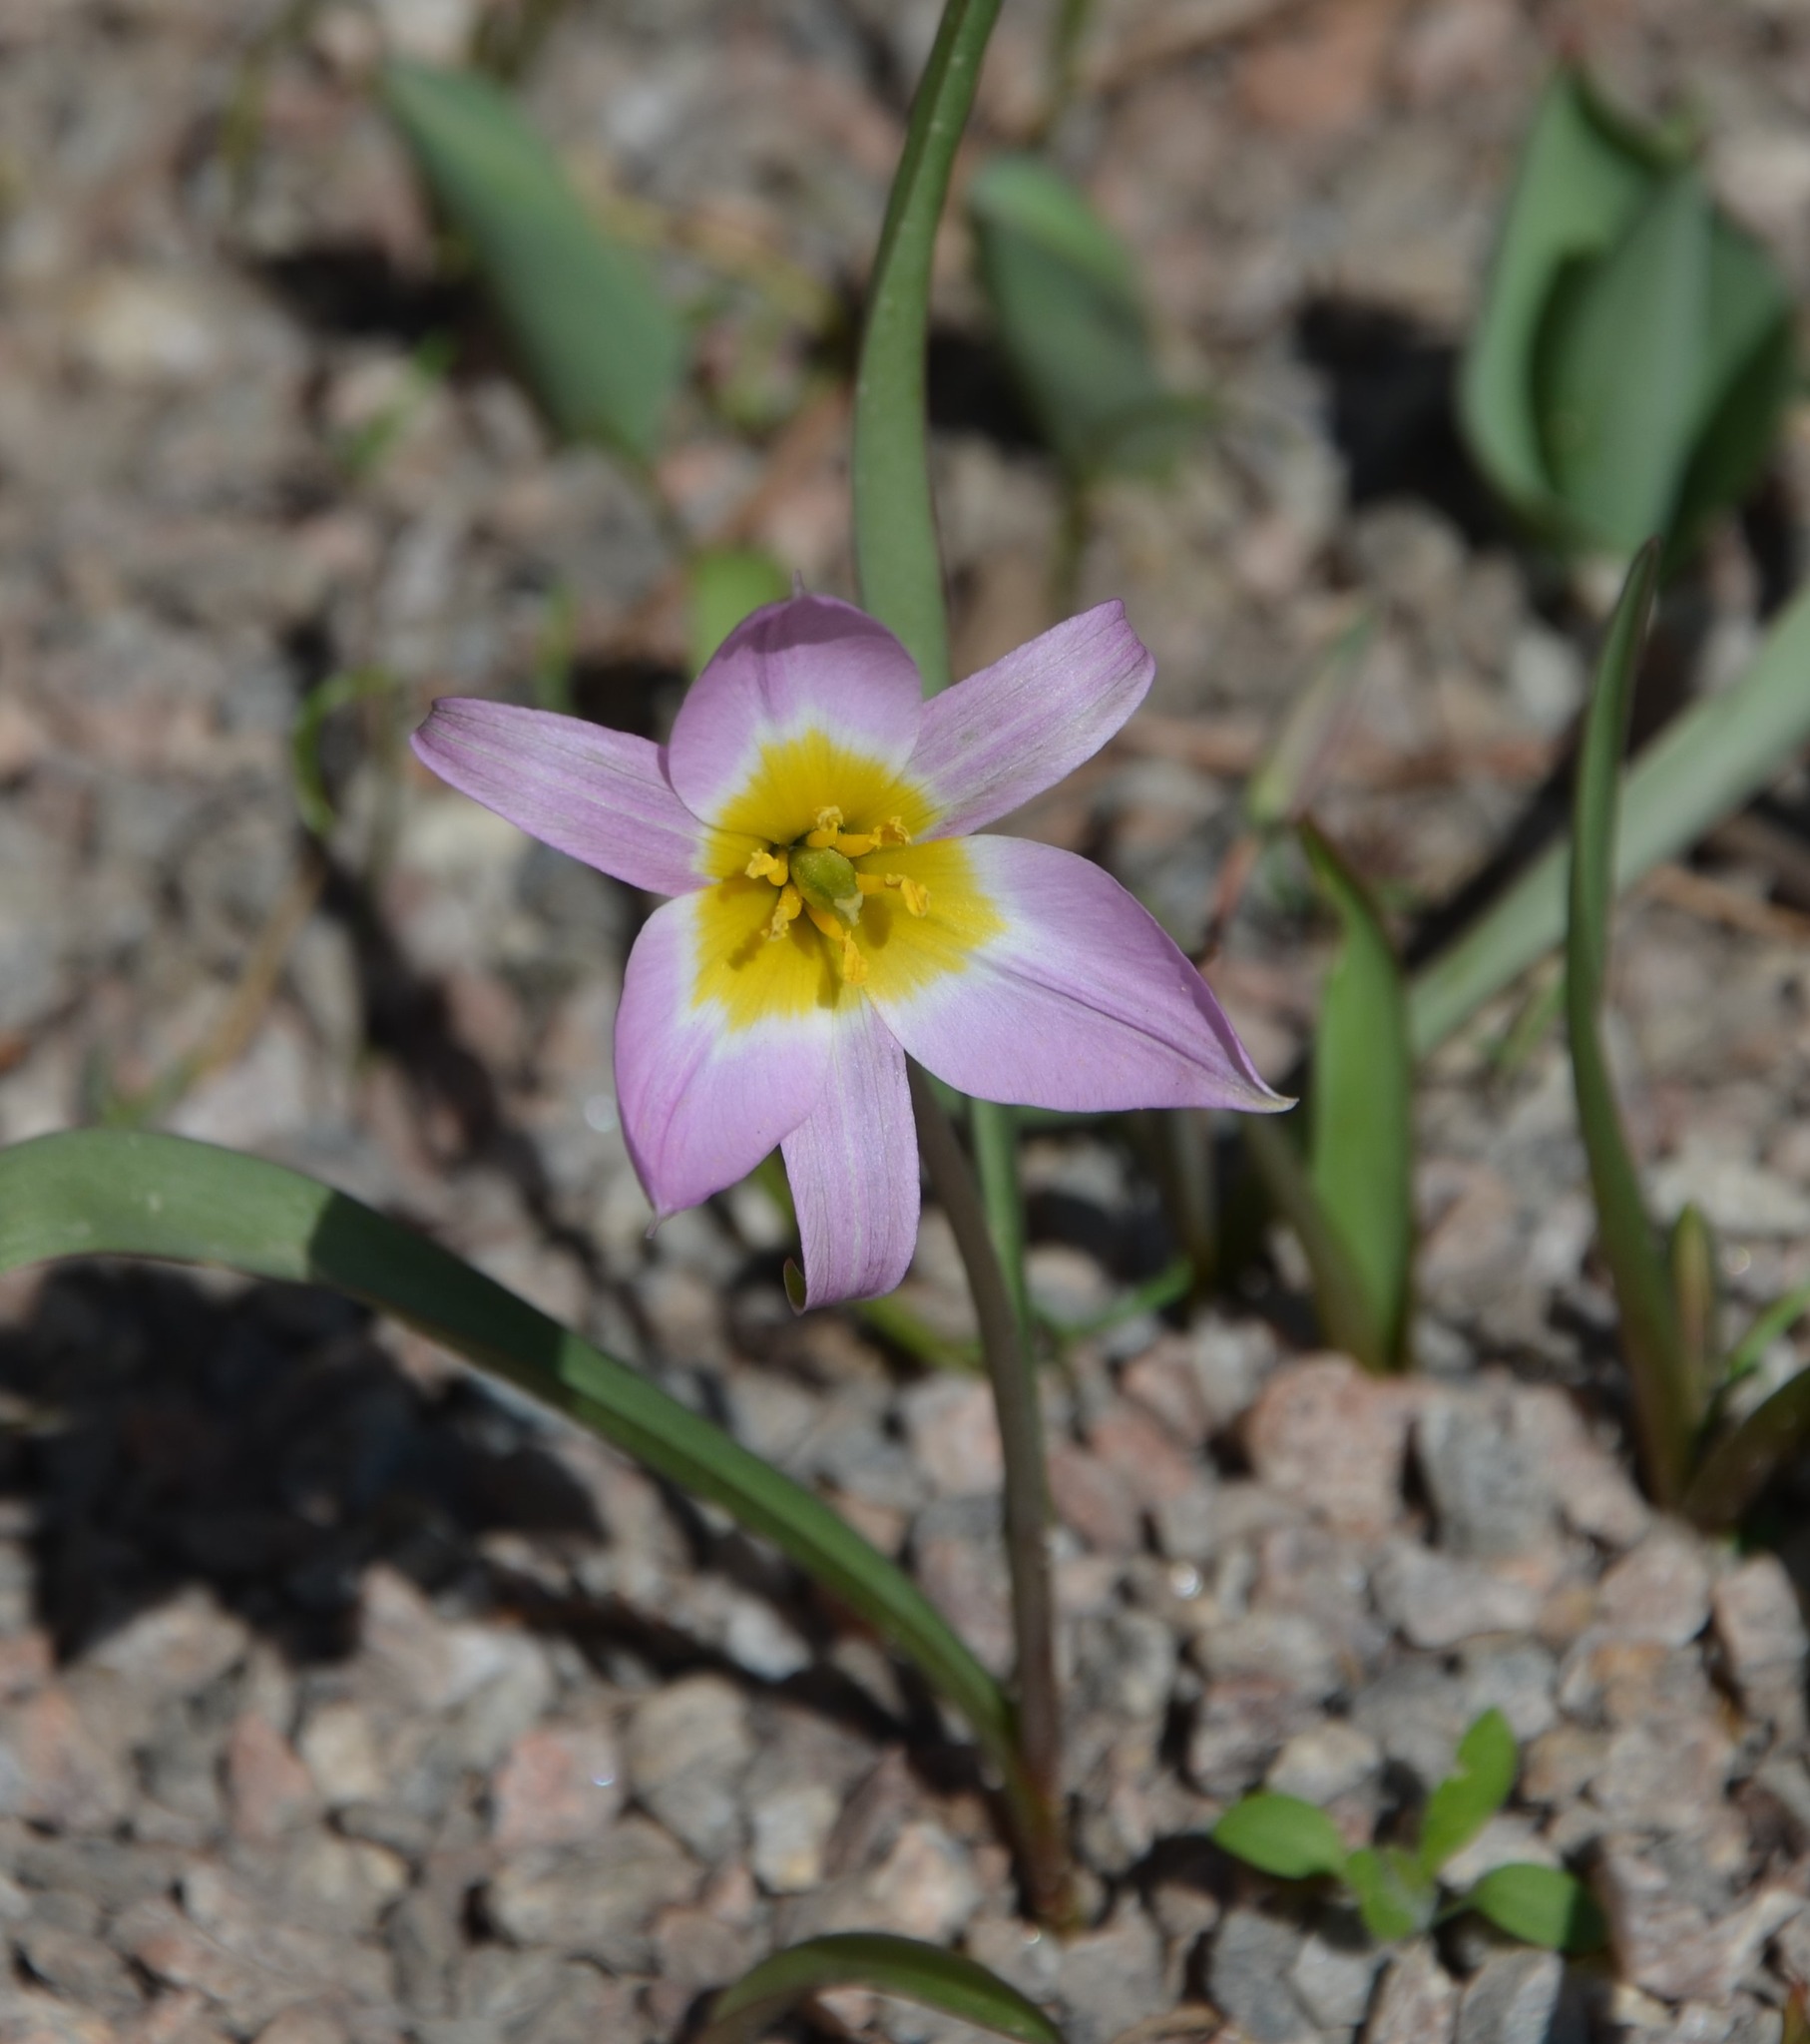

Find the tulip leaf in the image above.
[
  {"left": 1301, "top": 822, "right": 1413, "bottom": 1373},
  {"left": 1345, "top": 1845, "right": 1431, "bottom": 1944},
  {"left": 1419, "top": 1709, "right": 1517, "bottom": 1877},
  {"left": 696, "top": 1933, "right": 1064, "bottom": 2044},
  {"left": 382, "top": 61, "right": 683, "bottom": 461},
  {"left": 0, "top": 1132, "right": 1035, "bottom": 1830},
  {"left": 685, "top": 548, "right": 790, "bottom": 676},
  {"left": 1460, "top": 68, "right": 1667, "bottom": 535},
  {"left": 1684, "top": 1360, "right": 1810, "bottom": 1530},
  {"left": 1566, "top": 542, "right": 1696, "bottom": 1507},
  {"left": 1464, "top": 1864, "right": 1607, "bottom": 1954},
  {"left": 969, "top": 155, "right": 1191, "bottom": 480},
  {"left": 1213, "top": 1793, "right": 1350, "bottom": 1881},
  {"left": 1407, "top": 572, "right": 1810, "bottom": 1056},
  {"left": 1723, "top": 1277, "right": 1810, "bottom": 1388},
  {"left": 1668, "top": 1202, "right": 1719, "bottom": 1410},
  {"left": 1534, "top": 169, "right": 1713, "bottom": 552},
  {"left": 1243, "top": 1115, "right": 1389, "bottom": 1377},
  {"left": 852, "top": 0, "right": 1004, "bottom": 692}
]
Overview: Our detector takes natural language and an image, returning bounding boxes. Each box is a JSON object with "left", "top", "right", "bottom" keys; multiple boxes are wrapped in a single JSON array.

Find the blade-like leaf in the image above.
[
  {"left": 685, "top": 548, "right": 790, "bottom": 676},
  {"left": 1566, "top": 542, "right": 1696, "bottom": 1507},
  {"left": 1212, "top": 1793, "right": 1349, "bottom": 1881},
  {"left": 1535, "top": 169, "right": 1711, "bottom": 550},
  {"left": 1723, "top": 1278, "right": 1810, "bottom": 1388},
  {"left": 1344, "top": 1845, "right": 1432, "bottom": 1943},
  {"left": 0, "top": 1133, "right": 1032, "bottom": 1825},
  {"left": 1459, "top": 68, "right": 1668, "bottom": 534},
  {"left": 1668, "top": 1202, "right": 1719, "bottom": 1411},
  {"left": 1302, "top": 823, "right": 1414, "bottom": 1373},
  {"left": 969, "top": 156, "right": 1182, "bottom": 480},
  {"left": 852, "top": 0, "right": 1004, "bottom": 691},
  {"left": 1420, "top": 1709, "right": 1517, "bottom": 1877},
  {"left": 382, "top": 61, "right": 683, "bottom": 461},
  {"left": 697, "top": 1933, "right": 1064, "bottom": 2044},
  {"left": 1407, "top": 573, "right": 1810, "bottom": 1057},
  {"left": 1243, "top": 1115, "right": 1388, "bottom": 1374},
  {"left": 1684, "top": 1361, "right": 1810, "bottom": 1530},
  {"left": 1464, "top": 1864, "right": 1607, "bottom": 1954}
]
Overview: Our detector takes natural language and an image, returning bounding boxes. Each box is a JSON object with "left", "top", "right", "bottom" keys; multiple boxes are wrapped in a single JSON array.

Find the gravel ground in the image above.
[{"left": 2, "top": 2, "right": 1810, "bottom": 2040}]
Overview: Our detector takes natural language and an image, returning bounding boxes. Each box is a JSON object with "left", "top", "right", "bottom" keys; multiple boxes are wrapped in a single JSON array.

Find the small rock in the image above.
[
  {"left": 0, "top": 1687, "right": 133, "bottom": 1833},
  {"left": 1207, "top": 1908, "right": 1316, "bottom": 2044},
  {"left": 15, "top": 1922, "right": 143, "bottom": 2020},
  {"left": 226, "top": 1715, "right": 320, "bottom": 1841},
  {"left": 1461, "top": 1643, "right": 1559, "bottom": 1743},
  {"left": 1595, "top": 1532, "right": 1712, "bottom": 1647},
  {"left": 1089, "top": 1402, "right": 1202, "bottom": 1505},
  {"left": 781, "top": 1818, "right": 980, "bottom": 1945},
  {"left": 1456, "top": 1948, "right": 1577, "bottom": 2044},
  {"left": 491, "top": 1723, "right": 623, "bottom": 1850},
  {"left": 1055, "top": 1907, "right": 1165, "bottom": 2044},
  {"left": 1266, "top": 1720, "right": 1381, "bottom": 1803},
  {"left": 913, "top": 1495, "right": 1015, "bottom": 1676},
  {"left": 1187, "top": 1675, "right": 1317, "bottom": 1797},
  {"left": 1351, "top": 1661, "right": 1471, "bottom": 1791},
  {"left": 1417, "top": 1389, "right": 1556, "bottom": 1557},
  {"left": 1599, "top": 1835, "right": 1804, "bottom": 2002},
  {"left": 624, "top": 1676, "right": 753, "bottom": 1860},
  {"left": 749, "top": 1781, "right": 840, "bottom": 1894},
  {"left": 254, "top": 2010, "right": 350, "bottom": 2044},
  {"left": 1438, "top": 1815, "right": 1559, "bottom": 1890},
  {"left": 1513, "top": 1389, "right": 1649, "bottom": 1548},
  {"left": 1372, "top": 1541, "right": 1544, "bottom": 1649},
  {"left": 1711, "top": 1556, "right": 1808, "bottom": 1733},
  {"left": 899, "top": 1377, "right": 1002, "bottom": 1497},
  {"left": 1047, "top": 1442, "right": 1141, "bottom": 1554},
  {"left": 486, "top": 1818, "right": 699, "bottom": 1973},
  {"left": 1368, "top": 1940, "right": 1459, "bottom": 2044},
  {"left": 1592, "top": 1719, "right": 1731, "bottom": 1832},
  {"left": 1291, "top": 1915, "right": 1383, "bottom": 2028},
  {"left": 1122, "top": 1339, "right": 1212, "bottom": 1446},
  {"left": 1243, "top": 1355, "right": 1415, "bottom": 1531},
  {"left": 1196, "top": 1612, "right": 1341, "bottom": 1703},
  {"left": 297, "top": 1702, "right": 388, "bottom": 1808},
  {"left": 88, "top": 1591, "right": 248, "bottom": 1701}
]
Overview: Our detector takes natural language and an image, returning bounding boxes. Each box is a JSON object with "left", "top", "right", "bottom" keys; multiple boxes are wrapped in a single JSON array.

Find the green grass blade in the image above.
[
  {"left": 851, "top": 0, "right": 1004, "bottom": 691},
  {"left": 1723, "top": 1278, "right": 1810, "bottom": 1387},
  {"left": 0, "top": 1132, "right": 1026, "bottom": 1806},
  {"left": 1535, "top": 169, "right": 1711, "bottom": 550},
  {"left": 1407, "top": 574, "right": 1810, "bottom": 1056},
  {"left": 1301, "top": 822, "right": 1414, "bottom": 1372},
  {"left": 1565, "top": 543, "right": 1695, "bottom": 1506},
  {"left": 1243, "top": 1116, "right": 1388, "bottom": 1374},
  {"left": 1685, "top": 1362, "right": 1810, "bottom": 1530},
  {"left": 382, "top": 61, "right": 684, "bottom": 461},
  {"left": 1212, "top": 1793, "right": 1349, "bottom": 1881},
  {"left": 697, "top": 1933, "right": 1063, "bottom": 2044},
  {"left": 968, "top": 155, "right": 1179, "bottom": 481},
  {"left": 1458, "top": 68, "right": 1663, "bottom": 534},
  {"left": 1420, "top": 1709, "right": 1517, "bottom": 1877}
]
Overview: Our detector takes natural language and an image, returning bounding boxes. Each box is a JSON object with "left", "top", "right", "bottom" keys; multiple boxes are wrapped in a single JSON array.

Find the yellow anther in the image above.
[
  {"left": 803, "top": 805, "right": 845, "bottom": 847},
  {"left": 804, "top": 902, "right": 869, "bottom": 983},
  {"left": 764, "top": 883, "right": 803, "bottom": 939},
  {"left": 855, "top": 872, "right": 930, "bottom": 915},
  {"left": 812, "top": 805, "right": 844, "bottom": 832},
  {"left": 873, "top": 815, "right": 911, "bottom": 846},
  {"left": 745, "top": 847, "right": 789, "bottom": 885}
]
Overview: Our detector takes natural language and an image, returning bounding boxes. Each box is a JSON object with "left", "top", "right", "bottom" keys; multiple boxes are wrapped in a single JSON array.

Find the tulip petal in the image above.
[
  {"left": 869, "top": 837, "right": 1287, "bottom": 1114},
  {"left": 782, "top": 1003, "right": 919, "bottom": 1307},
  {"left": 615, "top": 892, "right": 832, "bottom": 1216},
  {"left": 668, "top": 595, "right": 925, "bottom": 827},
  {"left": 910, "top": 602, "right": 1154, "bottom": 837},
  {"left": 412, "top": 699, "right": 705, "bottom": 895}
]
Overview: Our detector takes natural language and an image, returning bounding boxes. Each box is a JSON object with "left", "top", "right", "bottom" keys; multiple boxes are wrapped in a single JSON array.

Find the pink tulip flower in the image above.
[{"left": 413, "top": 595, "right": 1285, "bottom": 1305}]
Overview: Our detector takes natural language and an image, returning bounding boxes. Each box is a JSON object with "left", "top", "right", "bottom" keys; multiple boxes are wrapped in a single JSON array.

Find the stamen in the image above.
[
  {"left": 804, "top": 902, "right": 869, "bottom": 983},
  {"left": 803, "top": 805, "right": 845, "bottom": 848},
  {"left": 746, "top": 847, "right": 789, "bottom": 885},
  {"left": 855, "top": 872, "right": 930, "bottom": 915},
  {"left": 764, "top": 883, "right": 803, "bottom": 939}
]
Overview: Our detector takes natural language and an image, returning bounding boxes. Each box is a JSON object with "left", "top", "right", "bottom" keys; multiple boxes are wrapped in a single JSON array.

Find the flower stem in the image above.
[
  {"left": 970, "top": 1099, "right": 1032, "bottom": 1347},
  {"left": 908, "top": 1062, "right": 1069, "bottom": 1925}
]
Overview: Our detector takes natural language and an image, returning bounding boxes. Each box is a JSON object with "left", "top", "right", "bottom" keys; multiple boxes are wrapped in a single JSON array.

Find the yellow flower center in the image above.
[{"left": 688, "top": 734, "right": 1003, "bottom": 1031}]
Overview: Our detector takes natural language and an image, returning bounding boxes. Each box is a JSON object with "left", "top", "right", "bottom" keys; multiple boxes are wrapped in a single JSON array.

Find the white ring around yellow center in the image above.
[{"left": 691, "top": 733, "right": 1003, "bottom": 1029}]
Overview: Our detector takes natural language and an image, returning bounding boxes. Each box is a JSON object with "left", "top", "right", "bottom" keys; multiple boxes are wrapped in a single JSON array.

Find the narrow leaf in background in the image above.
[
  {"left": 1302, "top": 823, "right": 1414, "bottom": 1373},
  {"left": 684, "top": 547, "right": 791, "bottom": 675},
  {"left": 383, "top": 62, "right": 684, "bottom": 461},
  {"left": 1565, "top": 542, "right": 1697, "bottom": 1507},
  {"left": 697, "top": 1933, "right": 1064, "bottom": 2044},
  {"left": 0, "top": 1132, "right": 1035, "bottom": 1833},
  {"left": 969, "top": 155, "right": 1195, "bottom": 480}
]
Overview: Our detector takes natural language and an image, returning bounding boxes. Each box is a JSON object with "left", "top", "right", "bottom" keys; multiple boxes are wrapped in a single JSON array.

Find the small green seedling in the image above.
[{"left": 1212, "top": 1710, "right": 1606, "bottom": 1953}]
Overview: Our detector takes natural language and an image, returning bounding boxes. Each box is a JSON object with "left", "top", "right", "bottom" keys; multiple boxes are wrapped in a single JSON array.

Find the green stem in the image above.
[
  {"left": 971, "top": 1099, "right": 1032, "bottom": 1348},
  {"left": 909, "top": 1063, "right": 1069, "bottom": 1925},
  {"left": 852, "top": 0, "right": 1005, "bottom": 692}
]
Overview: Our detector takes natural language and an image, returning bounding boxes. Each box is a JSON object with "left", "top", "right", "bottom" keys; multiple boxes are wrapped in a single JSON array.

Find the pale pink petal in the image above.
[
  {"left": 910, "top": 602, "right": 1154, "bottom": 837},
  {"left": 782, "top": 1004, "right": 919, "bottom": 1308},
  {"left": 869, "top": 837, "right": 1286, "bottom": 1114},
  {"left": 666, "top": 595, "right": 924, "bottom": 825},
  {"left": 412, "top": 700, "right": 705, "bottom": 895},
  {"left": 614, "top": 893, "right": 832, "bottom": 1217}
]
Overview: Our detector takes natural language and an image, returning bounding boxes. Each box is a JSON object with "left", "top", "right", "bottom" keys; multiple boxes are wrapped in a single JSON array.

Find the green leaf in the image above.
[
  {"left": 1407, "top": 571, "right": 1810, "bottom": 1057},
  {"left": 1534, "top": 169, "right": 1713, "bottom": 551},
  {"left": 1566, "top": 542, "right": 1696, "bottom": 1507},
  {"left": 685, "top": 548, "right": 790, "bottom": 677},
  {"left": 1420, "top": 1710, "right": 1517, "bottom": 1876},
  {"left": 290, "top": 668, "right": 398, "bottom": 837},
  {"left": 1668, "top": 1202, "right": 1719, "bottom": 1410},
  {"left": 1684, "top": 1361, "right": 1810, "bottom": 1530},
  {"left": 1301, "top": 823, "right": 1414, "bottom": 1373},
  {"left": 1212, "top": 1793, "right": 1349, "bottom": 1881},
  {"left": 968, "top": 155, "right": 1186, "bottom": 481},
  {"left": 1459, "top": 68, "right": 1667, "bottom": 536},
  {"left": 1246, "top": 613, "right": 1375, "bottom": 831},
  {"left": 0, "top": 1132, "right": 1033, "bottom": 1831},
  {"left": 1723, "top": 1277, "right": 1810, "bottom": 1388},
  {"left": 1344, "top": 1845, "right": 1431, "bottom": 1943},
  {"left": 382, "top": 61, "right": 684, "bottom": 461},
  {"left": 852, "top": 0, "right": 1004, "bottom": 691},
  {"left": 1243, "top": 1115, "right": 1389, "bottom": 1376},
  {"left": 1465, "top": 1864, "right": 1607, "bottom": 1954},
  {"left": 697, "top": 1933, "right": 1064, "bottom": 2044}
]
